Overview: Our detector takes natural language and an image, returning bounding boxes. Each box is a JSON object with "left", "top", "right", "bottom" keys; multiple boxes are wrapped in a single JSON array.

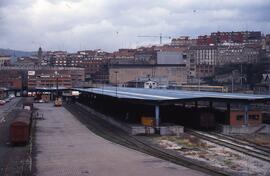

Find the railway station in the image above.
[
  {"left": 75, "top": 87, "right": 270, "bottom": 135},
  {"left": 1, "top": 87, "right": 270, "bottom": 175}
]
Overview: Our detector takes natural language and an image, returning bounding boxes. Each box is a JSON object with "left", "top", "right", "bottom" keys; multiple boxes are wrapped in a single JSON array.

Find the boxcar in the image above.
[
  {"left": 199, "top": 112, "right": 215, "bottom": 129},
  {"left": 9, "top": 110, "right": 32, "bottom": 145},
  {"left": 23, "top": 101, "right": 34, "bottom": 111}
]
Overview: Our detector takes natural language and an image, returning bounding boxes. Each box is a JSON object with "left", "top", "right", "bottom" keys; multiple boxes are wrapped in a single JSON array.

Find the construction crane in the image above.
[{"left": 137, "top": 33, "right": 171, "bottom": 45}]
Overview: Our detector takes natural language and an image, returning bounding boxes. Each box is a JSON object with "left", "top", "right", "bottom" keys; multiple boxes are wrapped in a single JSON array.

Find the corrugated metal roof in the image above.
[{"left": 75, "top": 87, "right": 270, "bottom": 104}]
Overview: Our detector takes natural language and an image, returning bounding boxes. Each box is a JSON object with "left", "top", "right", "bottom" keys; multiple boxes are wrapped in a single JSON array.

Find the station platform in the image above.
[{"left": 34, "top": 103, "right": 207, "bottom": 176}]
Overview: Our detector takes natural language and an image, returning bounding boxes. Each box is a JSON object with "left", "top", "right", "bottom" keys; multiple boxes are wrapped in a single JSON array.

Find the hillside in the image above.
[{"left": 0, "top": 48, "right": 35, "bottom": 57}]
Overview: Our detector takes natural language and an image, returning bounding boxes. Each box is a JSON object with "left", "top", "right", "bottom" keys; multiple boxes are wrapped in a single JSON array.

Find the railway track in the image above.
[
  {"left": 0, "top": 98, "right": 30, "bottom": 176},
  {"left": 210, "top": 132, "right": 270, "bottom": 153},
  {"left": 185, "top": 129, "right": 270, "bottom": 163},
  {"left": 64, "top": 103, "right": 229, "bottom": 176}
]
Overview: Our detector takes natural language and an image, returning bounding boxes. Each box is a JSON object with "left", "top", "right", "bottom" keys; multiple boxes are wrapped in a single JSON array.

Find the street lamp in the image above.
[
  {"left": 237, "top": 58, "right": 244, "bottom": 89},
  {"left": 54, "top": 71, "right": 59, "bottom": 98},
  {"left": 114, "top": 71, "right": 118, "bottom": 96},
  {"left": 240, "top": 62, "right": 243, "bottom": 87},
  {"left": 231, "top": 71, "right": 234, "bottom": 93},
  {"left": 101, "top": 72, "right": 104, "bottom": 95},
  {"left": 197, "top": 66, "right": 201, "bottom": 91}
]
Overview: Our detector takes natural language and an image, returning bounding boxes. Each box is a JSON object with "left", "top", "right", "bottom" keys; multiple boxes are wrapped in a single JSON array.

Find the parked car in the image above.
[
  {"left": 9, "top": 95, "right": 15, "bottom": 99},
  {"left": 35, "top": 99, "right": 45, "bottom": 103},
  {"left": 0, "top": 100, "right": 6, "bottom": 105}
]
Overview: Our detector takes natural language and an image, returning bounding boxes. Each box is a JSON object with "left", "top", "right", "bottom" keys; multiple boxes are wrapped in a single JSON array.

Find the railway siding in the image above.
[{"left": 0, "top": 98, "right": 32, "bottom": 176}]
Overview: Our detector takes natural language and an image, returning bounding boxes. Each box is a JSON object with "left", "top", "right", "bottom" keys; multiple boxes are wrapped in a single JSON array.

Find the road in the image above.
[{"left": 0, "top": 98, "right": 21, "bottom": 124}]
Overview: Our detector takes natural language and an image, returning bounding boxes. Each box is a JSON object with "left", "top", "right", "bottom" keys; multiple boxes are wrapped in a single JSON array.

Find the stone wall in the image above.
[{"left": 109, "top": 65, "right": 187, "bottom": 85}]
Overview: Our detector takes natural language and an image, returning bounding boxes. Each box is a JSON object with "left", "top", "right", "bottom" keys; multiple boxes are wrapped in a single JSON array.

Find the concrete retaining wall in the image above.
[
  {"left": 219, "top": 124, "right": 270, "bottom": 134},
  {"left": 160, "top": 126, "right": 184, "bottom": 136},
  {"left": 130, "top": 126, "right": 155, "bottom": 135}
]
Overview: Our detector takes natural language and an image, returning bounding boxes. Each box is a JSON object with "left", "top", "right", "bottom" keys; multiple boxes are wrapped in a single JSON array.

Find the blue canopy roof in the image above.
[{"left": 75, "top": 87, "right": 270, "bottom": 104}]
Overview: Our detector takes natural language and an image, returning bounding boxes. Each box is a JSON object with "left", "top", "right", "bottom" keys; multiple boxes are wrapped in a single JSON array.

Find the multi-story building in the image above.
[
  {"left": 211, "top": 31, "right": 244, "bottom": 44},
  {"left": 217, "top": 44, "right": 261, "bottom": 65},
  {"left": 157, "top": 47, "right": 187, "bottom": 65},
  {"left": 0, "top": 66, "right": 85, "bottom": 89},
  {"left": 187, "top": 45, "right": 218, "bottom": 78},
  {"left": 110, "top": 49, "right": 136, "bottom": 65},
  {"left": 187, "top": 43, "right": 262, "bottom": 78},
  {"left": 0, "top": 55, "right": 11, "bottom": 67},
  {"left": 15, "top": 57, "right": 40, "bottom": 67},
  {"left": 197, "top": 31, "right": 262, "bottom": 45},
  {"left": 109, "top": 64, "right": 187, "bottom": 86},
  {"left": 264, "top": 34, "right": 270, "bottom": 63},
  {"left": 34, "top": 67, "right": 85, "bottom": 87},
  {"left": 171, "top": 36, "right": 197, "bottom": 47},
  {"left": 216, "top": 44, "right": 244, "bottom": 65},
  {"left": 112, "top": 49, "right": 136, "bottom": 60},
  {"left": 76, "top": 50, "right": 111, "bottom": 83},
  {"left": 242, "top": 44, "right": 261, "bottom": 63},
  {"left": 134, "top": 47, "right": 157, "bottom": 64},
  {"left": 197, "top": 35, "right": 215, "bottom": 45},
  {"left": 28, "top": 73, "right": 72, "bottom": 89},
  {"left": 67, "top": 53, "right": 84, "bottom": 67},
  {"left": 42, "top": 50, "right": 109, "bottom": 83},
  {"left": 48, "top": 51, "right": 68, "bottom": 67},
  {"left": 0, "top": 70, "right": 23, "bottom": 89}
]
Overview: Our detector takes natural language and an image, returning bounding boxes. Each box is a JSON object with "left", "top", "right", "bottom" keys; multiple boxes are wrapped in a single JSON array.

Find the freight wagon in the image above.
[
  {"left": 199, "top": 112, "right": 215, "bottom": 129},
  {"left": 161, "top": 106, "right": 216, "bottom": 130},
  {"left": 9, "top": 110, "right": 32, "bottom": 145}
]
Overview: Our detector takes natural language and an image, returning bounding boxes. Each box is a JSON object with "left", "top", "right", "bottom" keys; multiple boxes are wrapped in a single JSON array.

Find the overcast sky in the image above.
[{"left": 0, "top": 0, "right": 270, "bottom": 52}]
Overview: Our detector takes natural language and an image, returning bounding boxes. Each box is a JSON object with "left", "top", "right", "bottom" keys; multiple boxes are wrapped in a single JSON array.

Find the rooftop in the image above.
[{"left": 75, "top": 87, "right": 270, "bottom": 105}]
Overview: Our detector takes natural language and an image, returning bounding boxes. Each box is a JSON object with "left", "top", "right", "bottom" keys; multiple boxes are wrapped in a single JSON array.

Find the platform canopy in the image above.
[
  {"left": 75, "top": 87, "right": 270, "bottom": 105},
  {"left": 28, "top": 87, "right": 70, "bottom": 92}
]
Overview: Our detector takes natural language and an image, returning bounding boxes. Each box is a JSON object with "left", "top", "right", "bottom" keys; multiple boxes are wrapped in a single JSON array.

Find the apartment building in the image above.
[
  {"left": 0, "top": 55, "right": 11, "bottom": 67},
  {"left": 187, "top": 45, "right": 218, "bottom": 78}
]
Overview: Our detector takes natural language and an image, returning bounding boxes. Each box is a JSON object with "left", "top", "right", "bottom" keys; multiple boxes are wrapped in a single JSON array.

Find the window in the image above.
[
  {"left": 249, "top": 114, "right": 259, "bottom": 120},
  {"left": 236, "top": 115, "right": 243, "bottom": 121}
]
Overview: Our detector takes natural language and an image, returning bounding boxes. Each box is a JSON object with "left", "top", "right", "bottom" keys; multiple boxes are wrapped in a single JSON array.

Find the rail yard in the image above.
[
  {"left": 0, "top": 87, "right": 270, "bottom": 176},
  {"left": 0, "top": 97, "right": 32, "bottom": 176}
]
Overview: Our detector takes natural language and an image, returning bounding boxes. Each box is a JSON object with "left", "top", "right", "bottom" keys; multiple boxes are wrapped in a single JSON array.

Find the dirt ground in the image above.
[
  {"left": 233, "top": 134, "right": 270, "bottom": 147},
  {"left": 152, "top": 133, "right": 270, "bottom": 176}
]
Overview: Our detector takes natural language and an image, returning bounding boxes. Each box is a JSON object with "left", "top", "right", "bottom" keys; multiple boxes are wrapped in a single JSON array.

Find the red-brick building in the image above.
[
  {"left": 0, "top": 70, "right": 23, "bottom": 89},
  {"left": 229, "top": 110, "right": 262, "bottom": 126},
  {"left": 28, "top": 74, "right": 72, "bottom": 89},
  {"left": 0, "top": 55, "right": 11, "bottom": 67},
  {"left": 197, "top": 31, "right": 262, "bottom": 45}
]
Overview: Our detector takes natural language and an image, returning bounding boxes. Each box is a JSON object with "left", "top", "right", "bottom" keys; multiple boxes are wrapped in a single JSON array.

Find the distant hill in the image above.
[{"left": 0, "top": 48, "right": 35, "bottom": 57}]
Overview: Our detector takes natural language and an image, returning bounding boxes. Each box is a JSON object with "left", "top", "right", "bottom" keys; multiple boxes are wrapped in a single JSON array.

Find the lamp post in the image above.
[
  {"left": 231, "top": 71, "right": 234, "bottom": 93},
  {"left": 237, "top": 58, "right": 243, "bottom": 89},
  {"left": 198, "top": 66, "right": 201, "bottom": 91},
  {"left": 55, "top": 71, "right": 59, "bottom": 98},
  {"left": 240, "top": 62, "right": 243, "bottom": 87},
  {"left": 102, "top": 72, "right": 104, "bottom": 95},
  {"left": 114, "top": 71, "right": 118, "bottom": 96}
]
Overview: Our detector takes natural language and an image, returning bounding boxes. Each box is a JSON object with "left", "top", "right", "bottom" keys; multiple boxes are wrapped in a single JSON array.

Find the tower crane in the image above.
[{"left": 137, "top": 33, "right": 171, "bottom": 45}]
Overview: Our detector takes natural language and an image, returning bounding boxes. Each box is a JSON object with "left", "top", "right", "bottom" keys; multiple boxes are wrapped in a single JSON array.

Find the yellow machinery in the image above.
[
  {"left": 141, "top": 117, "right": 155, "bottom": 127},
  {"left": 54, "top": 97, "right": 62, "bottom": 107}
]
